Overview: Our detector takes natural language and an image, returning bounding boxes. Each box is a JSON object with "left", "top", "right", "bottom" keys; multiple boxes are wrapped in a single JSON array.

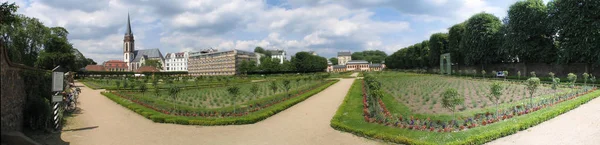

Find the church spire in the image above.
[{"left": 126, "top": 13, "right": 133, "bottom": 35}]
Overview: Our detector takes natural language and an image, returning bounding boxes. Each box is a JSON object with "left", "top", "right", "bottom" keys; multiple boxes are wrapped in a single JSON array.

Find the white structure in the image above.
[
  {"left": 268, "top": 49, "right": 286, "bottom": 64},
  {"left": 164, "top": 51, "right": 189, "bottom": 71},
  {"left": 337, "top": 51, "right": 352, "bottom": 65}
]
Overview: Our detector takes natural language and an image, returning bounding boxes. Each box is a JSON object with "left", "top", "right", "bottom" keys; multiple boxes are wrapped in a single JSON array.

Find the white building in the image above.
[
  {"left": 164, "top": 51, "right": 189, "bottom": 71},
  {"left": 337, "top": 51, "right": 352, "bottom": 65},
  {"left": 268, "top": 49, "right": 286, "bottom": 64}
]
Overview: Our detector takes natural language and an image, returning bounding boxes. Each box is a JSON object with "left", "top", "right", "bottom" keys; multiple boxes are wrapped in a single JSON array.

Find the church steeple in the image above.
[
  {"left": 124, "top": 13, "right": 135, "bottom": 66},
  {"left": 126, "top": 13, "right": 133, "bottom": 35}
]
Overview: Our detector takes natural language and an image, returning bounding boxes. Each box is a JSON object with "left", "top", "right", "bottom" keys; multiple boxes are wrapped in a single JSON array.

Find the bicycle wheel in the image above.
[{"left": 66, "top": 101, "right": 76, "bottom": 113}]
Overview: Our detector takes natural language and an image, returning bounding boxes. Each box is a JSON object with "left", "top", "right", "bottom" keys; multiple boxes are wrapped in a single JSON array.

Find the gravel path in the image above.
[
  {"left": 60, "top": 77, "right": 379, "bottom": 145},
  {"left": 486, "top": 97, "right": 600, "bottom": 145}
]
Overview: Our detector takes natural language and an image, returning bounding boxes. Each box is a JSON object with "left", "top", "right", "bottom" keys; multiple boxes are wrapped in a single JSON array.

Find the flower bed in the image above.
[
  {"left": 102, "top": 80, "right": 339, "bottom": 125},
  {"left": 361, "top": 76, "right": 596, "bottom": 132},
  {"left": 331, "top": 79, "right": 600, "bottom": 144}
]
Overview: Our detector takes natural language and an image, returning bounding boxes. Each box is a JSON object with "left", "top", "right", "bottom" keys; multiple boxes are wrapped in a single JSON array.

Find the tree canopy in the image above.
[{"left": 351, "top": 50, "right": 387, "bottom": 63}]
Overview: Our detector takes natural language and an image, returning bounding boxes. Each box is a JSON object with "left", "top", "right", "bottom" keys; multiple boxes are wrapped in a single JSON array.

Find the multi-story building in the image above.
[
  {"left": 103, "top": 60, "right": 128, "bottom": 71},
  {"left": 268, "top": 49, "right": 286, "bottom": 64},
  {"left": 337, "top": 51, "right": 352, "bottom": 65},
  {"left": 164, "top": 51, "right": 189, "bottom": 71},
  {"left": 327, "top": 60, "right": 385, "bottom": 72},
  {"left": 188, "top": 49, "right": 257, "bottom": 76}
]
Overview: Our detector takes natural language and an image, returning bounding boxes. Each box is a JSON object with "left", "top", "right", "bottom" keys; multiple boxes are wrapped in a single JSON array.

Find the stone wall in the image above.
[
  {"left": 437, "top": 63, "right": 600, "bottom": 77},
  {"left": 0, "top": 43, "right": 40, "bottom": 132}
]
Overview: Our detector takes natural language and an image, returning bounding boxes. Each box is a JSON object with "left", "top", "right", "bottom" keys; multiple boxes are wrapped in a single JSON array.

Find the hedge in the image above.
[
  {"left": 101, "top": 79, "right": 339, "bottom": 125},
  {"left": 330, "top": 79, "right": 600, "bottom": 145}
]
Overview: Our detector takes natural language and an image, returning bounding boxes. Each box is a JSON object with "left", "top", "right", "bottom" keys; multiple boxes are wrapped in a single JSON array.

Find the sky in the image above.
[{"left": 5, "top": 0, "right": 551, "bottom": 63}]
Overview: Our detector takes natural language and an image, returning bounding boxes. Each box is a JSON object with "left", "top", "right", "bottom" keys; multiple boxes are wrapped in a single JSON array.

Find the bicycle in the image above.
[{"left": 63, "top": 91, "right": 77, "bottom": 113}]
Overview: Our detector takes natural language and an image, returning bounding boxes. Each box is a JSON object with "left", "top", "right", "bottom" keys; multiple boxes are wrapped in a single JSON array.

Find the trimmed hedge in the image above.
[
  {"left": 330, "top": 79, "right": 600, "bottom": 145},
  {"left": 102, "top": 79, "right": 339, "bottom": 125}
]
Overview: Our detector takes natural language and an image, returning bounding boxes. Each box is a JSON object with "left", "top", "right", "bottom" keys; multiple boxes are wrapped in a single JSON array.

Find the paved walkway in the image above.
[
  {"left": 487, "top": 96, "right": 600, "bottom": 145},
  {"left": 56, "top": 78, "right": 378, "bottom": 145}
]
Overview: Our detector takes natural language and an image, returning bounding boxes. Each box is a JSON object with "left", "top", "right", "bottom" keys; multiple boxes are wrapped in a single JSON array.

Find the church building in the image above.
[{"left": 123, "top": 14, "right": 164, "bottom": 71}]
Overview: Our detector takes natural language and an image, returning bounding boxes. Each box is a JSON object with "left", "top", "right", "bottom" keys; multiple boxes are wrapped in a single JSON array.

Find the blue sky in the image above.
[{"left": 6, "top": 0, "right": 550, "bottom": 63}]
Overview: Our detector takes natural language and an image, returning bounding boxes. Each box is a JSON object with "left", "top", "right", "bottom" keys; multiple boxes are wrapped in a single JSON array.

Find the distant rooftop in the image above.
[
  {"left": 338, "top": 51, "right": 351, "bottom": 56},
  {"left": 347, "top": 60, "right": 368, "bottom": 64}
]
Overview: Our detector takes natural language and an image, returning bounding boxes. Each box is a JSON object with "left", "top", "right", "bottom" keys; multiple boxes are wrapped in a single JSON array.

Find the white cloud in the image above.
[{"left": 9, "top": 0, "right": 519, "bottom": 62}]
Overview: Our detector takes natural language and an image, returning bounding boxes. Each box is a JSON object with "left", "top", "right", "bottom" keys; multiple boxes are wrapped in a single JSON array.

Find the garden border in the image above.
[
  {"left": 331, "top": 79, "right": 600, "bottom": 144},
  {"left": 101, "top": 79, "right": 339, "bottom": 125}
]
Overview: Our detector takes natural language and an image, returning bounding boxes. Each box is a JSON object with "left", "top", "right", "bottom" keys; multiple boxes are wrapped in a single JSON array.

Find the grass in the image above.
[
  {"left": 331, "top": 79, "right": 600, "bottom": 144},
  {"left": 102, "top": 79, "right": 339, "bottom": 125}
]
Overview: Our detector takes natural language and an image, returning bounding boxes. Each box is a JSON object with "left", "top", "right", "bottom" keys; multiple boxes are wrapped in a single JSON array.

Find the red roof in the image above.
[
  {"left": 136, "top": 66, "right": 159, "bottom": 73},
  {"left": 85, "top": 65, "right": 105, "bottom": 71},
  {"left": 105, "top": 60, "right": 125, "bottom": 63}
]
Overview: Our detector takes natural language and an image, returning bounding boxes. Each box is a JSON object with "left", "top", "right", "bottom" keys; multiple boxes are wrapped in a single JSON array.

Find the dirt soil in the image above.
[{"left": 42, "top": 77, "right": 380, "bottom": 145}]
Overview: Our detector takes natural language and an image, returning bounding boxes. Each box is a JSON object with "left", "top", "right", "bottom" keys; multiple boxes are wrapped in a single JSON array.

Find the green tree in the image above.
[
  {"left": 567, "top": 73, "right": 577, "bottom": 88},
  {"left": 115, "top": 81, "right": 121, "bottom": 89},
  {"left": 168, "top": 86, "right": 180, "bottom": 99},
  {"left": 139, "top": 83, "right": 147, "bottom": 97},
  {"left": 525, "top": 77, "right": 541, "bottom": 107},
  {"left": 488, "top": 81, "right": 503, "bottom": 114},
  {"left": 428, "top": 33, "right": 449, "bottom": 67},
  {"left": 441, "top": 88, "right": 464, "bottom": 119},
  {"left": 250, "top": 84, "right": 259, "bottom": 98},
  {"left": 329, "top": 57, "right": 338, "bottom": 65},
  {"left": 143, "top": 59, "right": 162, "bottom": 70},
  {"left": 582, "top": 73, "right": 589, "bottom": 87},
  {"left": 448, "top": 23, "right": 466, "bottom": 66},
  {"left": 227, "top": 86, "right": 240, "bottom": 114},
  {"left": 503, "top": 71, "right": 509, "bottom": 81},
  {"left": 282, "top": 80, "right": 291, "bottom": 96},
  {"left": 270, "top": 81, "right": 278, "bottom": 94},
  {"left": 292, "top": 52, "right": 327, "bottom": 72},
  {"left": 351, "top": 50, "right": 388, "bottom": 63},
  {"left": 481, "top": 70, "right": 486, "bottom": 79},
  {"left": 462, "top": 12, "right": 503, "bottom": 66},
  {"left": 505, "top": 0, "right": 556, "bottom": 63},
  {"left": 548, "top": 0, "right": 600, "bottom": 65},
  {"left": 590, "top": 75, "right": 596, "bottom": 88}
]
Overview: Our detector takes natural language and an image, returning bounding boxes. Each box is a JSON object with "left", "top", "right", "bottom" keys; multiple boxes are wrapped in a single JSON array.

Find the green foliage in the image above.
[
  {"left": 143, "top": 59, "right": 162, "bottom": 70},
  {"left": 270, "top": 81, "right": 278, "bottom": 94},
  {"left": 21, "top": 70, "right": 52, "bottom": 131},
  {"left": 139, "top": 83, "right": 147, "bottom": 96},
  {"left": 292, "top": 52, "right": 328, "bottom": 72},
  {"left": 282, "top": 80, "right": 291, "bottom": 93},
  {"left": 567, "top": 73, "right": 577, "bottom": 87},
  {"left": 330, "top": 79, "right": 600, "bottom": 145},
  {"left": 530, "top": 71, "right": 536, "bottom": 77},
  {"left": 448, "top": 23, "right": 466, "bottom": 65},
  {"left": 552, "top": 78, "right": 560, "bottom": 90},
  {"left": 526, "top": 77, "right": 541, "bottom": 105},
  {"left": 102, "top": 80, "right": 338, "bottom": 125},
  {"left": 505, "top": 0, "right": 556, "bottom": 63},
  {"left": 385, "top": 40, "right": 430, "bottom": 69},
  {"left": 351, "top": 50, "right": 388, "bottom": 64},
  {"left": 548, "top": 0, "right": 600, "bottom": 64},
  {"left": 549, "top": 72, "right": 555, "bottom": 78},
  {"left": 168, "top": 86, "right": 181, "bottom": 99},
  {"left": 428, "top": 33, "right": 449, "bottom": 67},
  {"left": 329, "top": 57, "right": 338, "bottom": 65},
  {"left": 441, "top": 88, "right": 464, "bottom": 112},
  {"left": 582, "top": 73, "right": 589, "bottom": 86},
  {"left": 462, "top": 12, "right": 503, "bottom": 65}
]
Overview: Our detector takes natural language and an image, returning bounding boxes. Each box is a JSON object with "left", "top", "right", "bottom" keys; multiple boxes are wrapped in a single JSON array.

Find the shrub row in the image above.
[
  {"left": 330, "top": 79, "right": 600, "bottom": 144},
  {"left": 102, "top": 79, "right": 339, "bottom": 125}
]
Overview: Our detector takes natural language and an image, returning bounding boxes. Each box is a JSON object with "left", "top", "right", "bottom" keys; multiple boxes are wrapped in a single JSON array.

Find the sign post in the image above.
[{"left": 51, "top": 65, "right": 67, "bottom": 130}]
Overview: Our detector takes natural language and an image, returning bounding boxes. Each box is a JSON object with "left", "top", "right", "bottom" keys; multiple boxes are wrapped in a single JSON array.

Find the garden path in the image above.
[
  {"left": 487, "top": 96, "right": 600, "bottom": 145},
  {"left": 56, "top": 78, "right": 378, "bottom": 145}
]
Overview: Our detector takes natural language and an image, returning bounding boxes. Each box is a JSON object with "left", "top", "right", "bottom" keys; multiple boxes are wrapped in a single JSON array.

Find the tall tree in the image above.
[
  {"left": 505, "top": 0, "right": 556, "bottom": 64},
  {"left": 329, "top": 57, "right": 338, "bottom": 65},
  {"left": 462, "top": 12, "right": 503, "bottom": 66},
  {"left": 429, "top": 33, "right": 449, "bottom": 67},
  {"left": 34, "top": 28, "right": 76, "bottom": 70},
  {"left": 143, "top": 59, "right": 162, "bottom": 70},
  {"left": 291, "top": 52, "right": 327, "bottom": 72},
  {"left": 352, "top": 50, "right": 388, "bottom": 63},
  {"left": 448, "top": 23, "right": 466, "bottom": 66},
  {"left": 548, "top": 0, "right": 600, "bottom": 65}
]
